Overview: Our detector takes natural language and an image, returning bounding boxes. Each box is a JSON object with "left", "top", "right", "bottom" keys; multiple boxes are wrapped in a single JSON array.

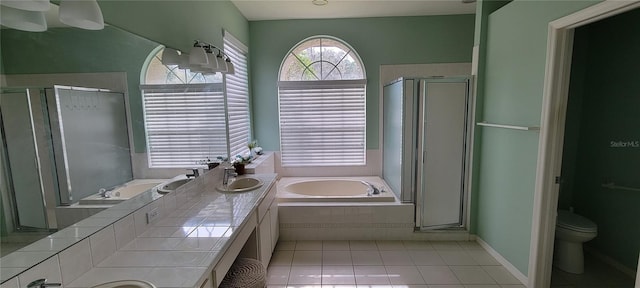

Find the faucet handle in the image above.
[
  {"left": 27, "top": 279, "right": 61, "bottom": 288},
  {"left": 186, "top": 168, "right": 200, "bottom": 178}
]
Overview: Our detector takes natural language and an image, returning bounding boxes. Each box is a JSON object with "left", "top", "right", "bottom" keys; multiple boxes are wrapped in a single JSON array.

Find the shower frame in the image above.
[{"left": 0, "top": 88, "right": 57, "bottom": 231}]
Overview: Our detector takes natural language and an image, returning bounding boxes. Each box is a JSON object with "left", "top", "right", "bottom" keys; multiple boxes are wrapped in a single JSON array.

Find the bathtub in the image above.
[
  {"left": 277, "top": 176, "right": 415, "bottom": 240},
  {"left": 277, "top": 176, "right": 396, "bottom": 202},
  {"left": 78, "top": 179, "right": 167, "bottom": 205}
]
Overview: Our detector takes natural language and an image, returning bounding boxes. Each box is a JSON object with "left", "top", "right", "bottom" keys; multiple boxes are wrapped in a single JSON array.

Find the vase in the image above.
[{"left": 233, "top": 163, "right": 245, "bottom": 175}]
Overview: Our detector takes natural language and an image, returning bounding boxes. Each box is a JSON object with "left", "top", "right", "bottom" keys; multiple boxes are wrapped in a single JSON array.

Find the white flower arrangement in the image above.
[
  {"left": 248, "top": 140, "right": 258, "bottom": 149},
  {"left": 231, "top": 153, "right": 252, "bottom": 165}
]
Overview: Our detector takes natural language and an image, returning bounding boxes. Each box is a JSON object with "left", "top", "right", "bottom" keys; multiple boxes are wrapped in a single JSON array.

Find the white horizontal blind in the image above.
[
  {"left": 141, "top": 84, "right": 227, "bottom": 168},
  {"left": 278, "top": 80, "right": 366, "bottom": 166},
  {"left": 224, "top": 34, "right": 251, "bottom": 158}
]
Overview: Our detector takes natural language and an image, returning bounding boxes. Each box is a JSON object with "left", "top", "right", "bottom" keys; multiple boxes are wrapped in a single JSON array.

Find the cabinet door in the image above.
[
  {"left": 269, "top": 200, "right": 279, "bottom": 251},
  {"left": 258, "top": 211, "right": 272, "bottom": 266}
]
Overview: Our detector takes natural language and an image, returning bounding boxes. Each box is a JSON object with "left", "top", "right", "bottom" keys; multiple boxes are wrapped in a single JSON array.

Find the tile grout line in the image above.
[{"left": 272, "top": 240, "right": 527, "bottom": 287}]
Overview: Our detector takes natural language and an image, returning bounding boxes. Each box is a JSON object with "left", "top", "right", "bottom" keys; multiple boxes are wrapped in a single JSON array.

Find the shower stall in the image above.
[
  {"left": 0, "top": 85, "right": 132, "bottom": 232},
  {"left": 382, "top": 77, "right": 472, "bottom": 230}
]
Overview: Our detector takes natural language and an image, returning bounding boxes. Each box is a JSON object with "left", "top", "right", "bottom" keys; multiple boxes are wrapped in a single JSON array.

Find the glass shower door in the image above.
[
  {"left": 49, "top": 86, "right": 133, "bottom": 204},
  {"left": 0, "top": 90, "right": 48, "bottom": 230},
  {"left": 418, "top": 78, "right": 470, "bottom": 230}
]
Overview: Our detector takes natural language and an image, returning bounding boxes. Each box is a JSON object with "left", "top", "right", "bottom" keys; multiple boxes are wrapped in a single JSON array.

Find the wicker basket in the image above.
[{"left": 219, "top": 258, "right": 266, "bottom": 288}]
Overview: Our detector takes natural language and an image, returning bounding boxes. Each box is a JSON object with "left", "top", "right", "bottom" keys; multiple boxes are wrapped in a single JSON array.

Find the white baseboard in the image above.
[{"left": 476, "top": 236, "right": 528, "bottom": 285}]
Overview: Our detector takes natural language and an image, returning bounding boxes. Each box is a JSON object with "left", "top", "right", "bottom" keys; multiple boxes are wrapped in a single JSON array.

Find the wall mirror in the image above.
[{"left": 0, "top": 18, "right": 227, "bottom": 282}]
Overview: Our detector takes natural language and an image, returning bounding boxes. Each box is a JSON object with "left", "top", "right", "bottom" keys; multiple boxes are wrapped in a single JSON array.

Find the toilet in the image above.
[{"left": 554, "top": 209, "right": 598, "bottom": 274}]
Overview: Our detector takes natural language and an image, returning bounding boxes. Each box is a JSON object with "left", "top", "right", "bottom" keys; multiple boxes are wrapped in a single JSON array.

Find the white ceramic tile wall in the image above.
[
  {"left": 133, "top": 198, "right": 165, "bottom": 236},
  {"left": 278, "top": 203, "right": 418, "bottom": 240},
  {"left": 113, "top": 214, "right": 136, "bottom": 250},
  {"left": 59, "top": 239, "right": 92, "bottom": 284},
  {"left": 17, "top": 256, "right": 62, "bottom": 288},
  {"left": 246, "top": 152, "right": 275, "bottom": 174},
  {"left": 89, "top": 226, "right": 116, "bottom": 266},
  {"left": 0, "top": 277, "right": 19, "bottom": 288}
]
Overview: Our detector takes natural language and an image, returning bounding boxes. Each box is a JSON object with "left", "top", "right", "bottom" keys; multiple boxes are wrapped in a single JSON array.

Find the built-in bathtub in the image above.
[
  {"left": 56, "top": 179, "right": 168, "bottom": 228},
  {"left": 78, "top": 179, "right": 166, "bottom": 205},
  {"left": 278, "top": 176, "right": 395, "bottom": 202},
  {"left": 277, "top": 176, "right": 415, "bottom": 240},
  {"left": 276, "top": 176, "right": 473, "bottom": 241}
]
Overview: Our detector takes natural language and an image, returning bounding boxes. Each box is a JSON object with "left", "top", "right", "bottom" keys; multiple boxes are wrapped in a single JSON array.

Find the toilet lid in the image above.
[{"left": 557, "top": 210, "right": 597, "bottom": 232}]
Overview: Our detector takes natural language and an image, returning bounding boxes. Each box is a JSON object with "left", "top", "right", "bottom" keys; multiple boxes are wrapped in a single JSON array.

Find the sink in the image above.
[
  {"left": 90, "top": 280, "right": 155, "bottom": 288},
  {"left": 157, "top": 178, "right": 191, "bottom": 194},
  {"left": 217, "top": 177, "right": 263, "bottom": 192}
]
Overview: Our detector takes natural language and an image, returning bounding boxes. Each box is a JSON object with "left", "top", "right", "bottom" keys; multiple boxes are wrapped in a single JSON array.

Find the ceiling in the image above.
[{"left": 231, "top": 0, "right": 476, "bottom": 21}]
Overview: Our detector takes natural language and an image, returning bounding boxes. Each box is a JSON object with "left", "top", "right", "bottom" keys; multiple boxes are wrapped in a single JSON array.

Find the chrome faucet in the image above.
[
  {"left": 98, "top": 188, "right": 109, "bottom": 198},
  {"left": 223, "top": 167, "right": 238, "bottom": 186},
  {"left": 186, "top": 168, "right": 200, "bottom": 178},
  {"left": 362, "top": 181, "right": 380, "bottom": 196},
  {"left": 27, "top": 279, "right": 61, "bottom": 288},
  {"left": 98, "top": 185, "right": 119, "bottom": 198}
]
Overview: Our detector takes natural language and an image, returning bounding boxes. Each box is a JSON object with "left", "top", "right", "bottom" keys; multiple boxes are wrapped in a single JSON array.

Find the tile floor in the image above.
[
  {"left": 550, "top": 253, "right": 636, "bottom": 288},
  {"left": 267, "top": 240, "right": 526, "bottom": 288}
]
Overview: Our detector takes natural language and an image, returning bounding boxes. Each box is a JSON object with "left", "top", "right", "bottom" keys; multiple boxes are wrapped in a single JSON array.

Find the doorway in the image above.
[{"left": 530, "top": 1, "right": 640, "bottom": 287}]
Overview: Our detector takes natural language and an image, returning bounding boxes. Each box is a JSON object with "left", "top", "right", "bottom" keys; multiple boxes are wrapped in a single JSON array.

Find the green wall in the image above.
[
  {"left": 97, "top": 0, "right": 248, "bottom": 152},
  {"left": 98, "top": 0, "right": 249, "bottom": 54},
  {"left": 2, "top": 0, "right": 249, "bottom": 153},
  {"left": 475, "top": 0, "right": 598, "bottom": 275},
  {"left": 249, "top": 15, "right": 475, "bottom": 150},
  {"left": 562, "top": 9, "right": 640, "bottom": 270},
  {"left": 1, "top": 27, "right": 159, "bottom": 152},
  {"left": 469, "top": 0, "right": 510, "bottom": 234}
]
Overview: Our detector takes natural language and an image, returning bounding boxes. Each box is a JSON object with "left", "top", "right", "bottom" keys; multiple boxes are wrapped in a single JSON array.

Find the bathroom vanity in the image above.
[{"left": 0, "top": 169, "right": 278, "bottom": 288}]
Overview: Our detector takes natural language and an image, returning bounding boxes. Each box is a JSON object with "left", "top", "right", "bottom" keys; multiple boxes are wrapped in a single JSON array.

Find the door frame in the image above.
[{"left": 529, "top": 1, "right": 640, "bottom": 287}]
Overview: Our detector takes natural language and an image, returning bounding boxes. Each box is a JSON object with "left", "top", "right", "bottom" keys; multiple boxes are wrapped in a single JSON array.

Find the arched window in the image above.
[
  {"left": 144, "top": 47, "right": 222, "bottom": 84},
  {"left": 141, "top": 39, "right": 251, "bottom": 168},
  {"left": 278, "top": 36, "right": 366, "bottom": 167},
  {"left": 140, "top": 47, "right": 227, "bottom": 168}
]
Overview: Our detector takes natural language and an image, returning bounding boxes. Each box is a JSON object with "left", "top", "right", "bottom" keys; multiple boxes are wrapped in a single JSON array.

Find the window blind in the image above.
[
  {"left": 278, "top": 80, "right": 366, "bottom": 166},
  {"left": 224, "top": 34, "right": 251, "bottom": 158},
  {"left": 141, "top": 84, "right": 226, "bottom": 168}
]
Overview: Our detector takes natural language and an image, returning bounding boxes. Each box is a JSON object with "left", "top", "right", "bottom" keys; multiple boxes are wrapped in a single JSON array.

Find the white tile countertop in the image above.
[{"left": 66, "top": 173, "right": 277, "bottom": 288}]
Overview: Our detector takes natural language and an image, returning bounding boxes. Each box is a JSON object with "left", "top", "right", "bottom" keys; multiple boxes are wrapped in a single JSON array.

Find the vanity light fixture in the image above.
[
  {"left": 215, "top": 51, "right": 228, "bottom": 73},
  {"left": 162, "top": 41, "right": 235, "bottom": 75},
  {"left": 225, "top": 58, "right": 235, "bottom": 75},
  {"left": 0, "top": 0, "right": 105, "bottom": 31},
  {"left": 160, "top": 48, "right": 182, "bottom": 65},
  {"left": 189, "top": 44, "right": 209, "bottom": 67},
  {"left": 0, "top": 0, "right": 50, "bottom": 11},
  {"left": 312, "top": 0, "right": 328, "bottom": 6},
  {"left": 58, "top": 0, "right": 105, "bottom": 30},
  {"left": 177, "top": 53, "right": 192, "bottom": 70},
  {"left": 0, "top": 5, "right": 47, "bottom": 32}
]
